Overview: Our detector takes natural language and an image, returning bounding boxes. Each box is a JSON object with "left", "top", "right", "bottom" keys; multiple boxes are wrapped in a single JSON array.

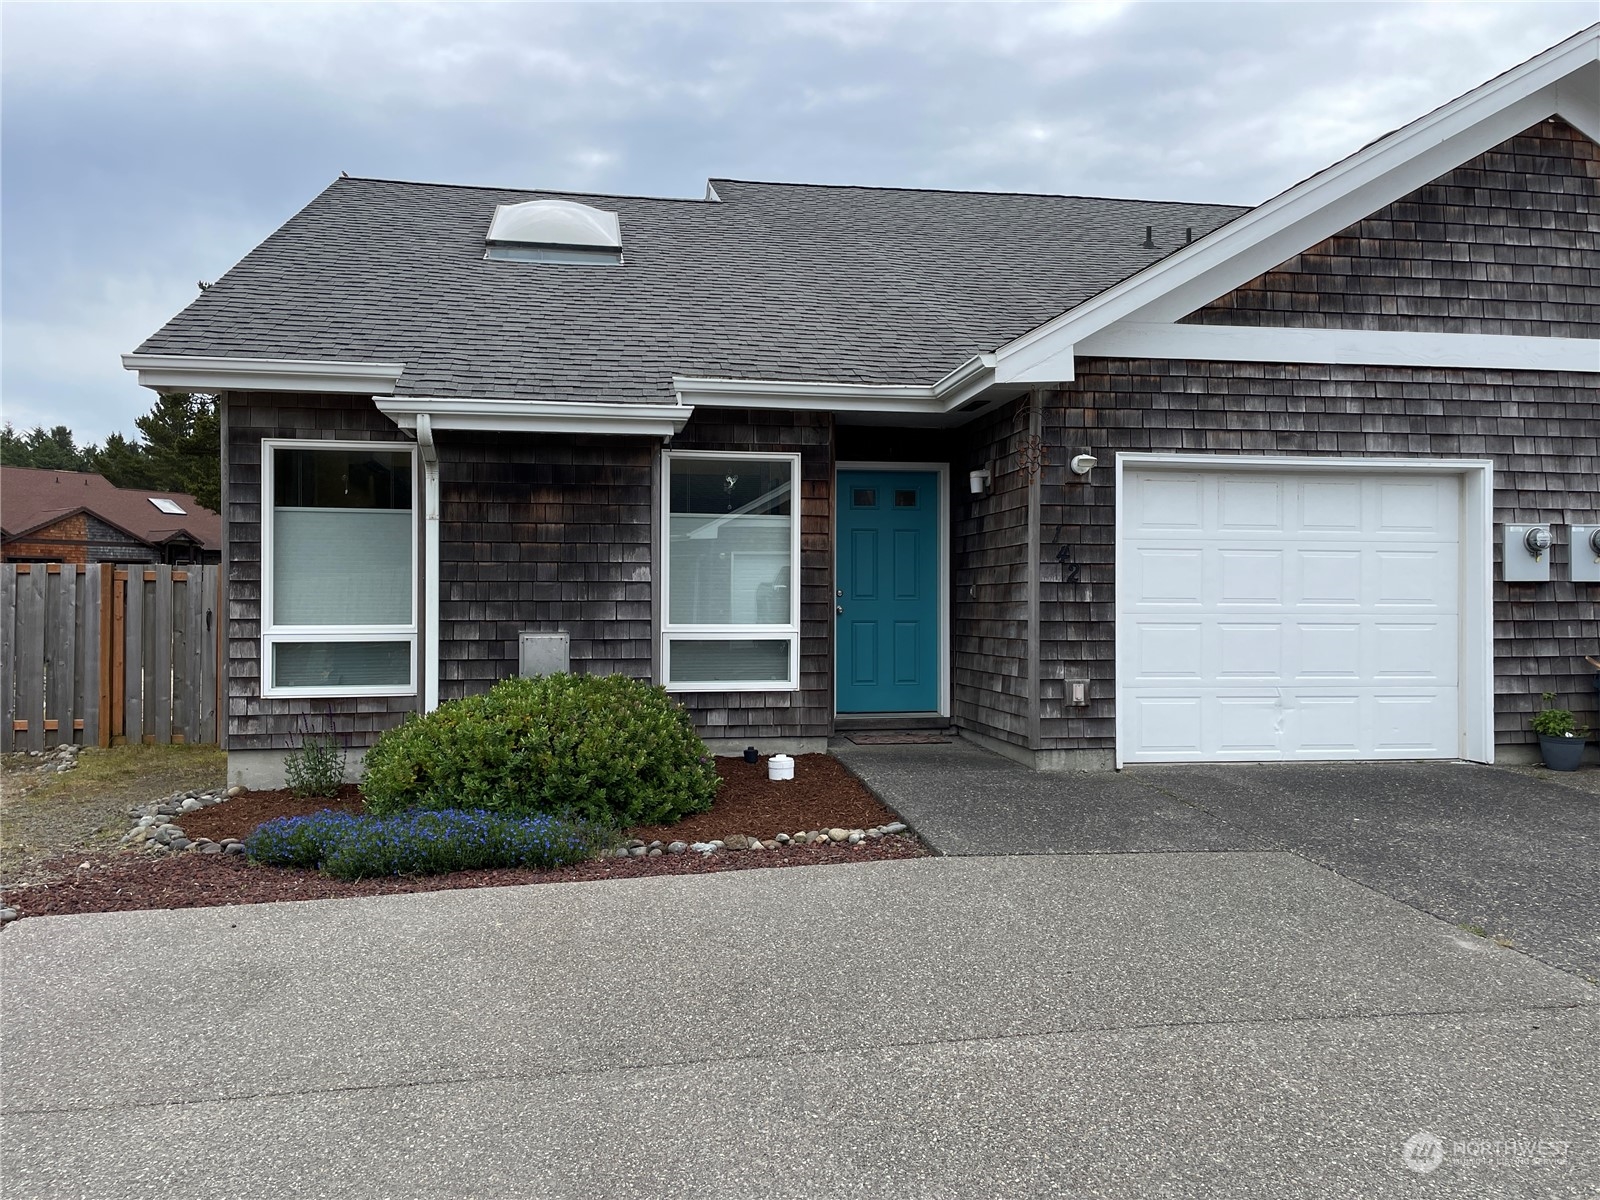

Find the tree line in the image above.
[{"left": 1, "top": 392, "right": 221, "bottom": 513}]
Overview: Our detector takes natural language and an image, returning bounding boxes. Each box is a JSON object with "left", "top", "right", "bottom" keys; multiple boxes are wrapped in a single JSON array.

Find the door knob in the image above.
[{"left": 836, "top": 605, "right": 844, "bottom": 615}]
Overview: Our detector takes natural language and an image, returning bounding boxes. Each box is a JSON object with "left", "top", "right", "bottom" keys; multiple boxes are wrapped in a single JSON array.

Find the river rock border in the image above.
[
  {"left": 614, "top": 823, "right": 910, "bottom": 859},
  {"left": 122, "top": 786, "right": 249, "bottom": 857},
  {"left": 114, "top": 788, "right": 913, "bottom": 865}
]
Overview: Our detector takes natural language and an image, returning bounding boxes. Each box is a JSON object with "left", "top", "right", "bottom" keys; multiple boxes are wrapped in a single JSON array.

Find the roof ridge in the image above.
[
  {"left": 337, "top": 175, "right": 718, "bottom": 205},
  {"left": 708, "top": 177, "right": 1251, "bottom": 208}
]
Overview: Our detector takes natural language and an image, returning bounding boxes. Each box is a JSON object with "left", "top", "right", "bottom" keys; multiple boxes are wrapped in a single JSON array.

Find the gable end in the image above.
[{"left": 1183, "top": 119, "right": 1600, "bottom": 337}]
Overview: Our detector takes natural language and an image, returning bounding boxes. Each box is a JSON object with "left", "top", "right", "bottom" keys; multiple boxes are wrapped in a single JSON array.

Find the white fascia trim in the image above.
[
  {"left": 377, "top": 396, "right": 694, "bottom": 437},
  {"left": 995, "top": 28, "right": 1600, "bottom": 382},
  {"left": 1074, "top": 324, "right": 1600, "bottom": 373},
  {"left": 121, "top": 354, "right": 405, "bottom": 394},
  {"left": 672, "top": 354, "right": 998, "bottom": 415}
]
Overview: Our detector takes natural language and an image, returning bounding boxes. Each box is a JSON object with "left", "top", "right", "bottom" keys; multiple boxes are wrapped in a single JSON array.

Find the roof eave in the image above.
[{"left": 122, "top": 354, "right": 406, "bottom": 394}]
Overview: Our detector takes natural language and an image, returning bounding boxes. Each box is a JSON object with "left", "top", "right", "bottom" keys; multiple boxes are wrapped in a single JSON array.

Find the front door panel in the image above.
[{"left": 837, "top": 470, "right": 939, "bottom": 713}]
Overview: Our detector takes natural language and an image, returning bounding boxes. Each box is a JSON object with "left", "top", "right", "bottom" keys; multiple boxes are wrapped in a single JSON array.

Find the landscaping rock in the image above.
[
  {"left": 647, "top": 848, "right": 662, "bottom": 858},
  {"left": 0, "top": 907, "right": 17, "bottom": 923},
  {"left": 200, "top": 843, "right": 223, "bottom": 855},
  {"left": 828, "top": 828, "right": 849, "bottom": 843},
  {"left": 223, "top": 843, "right": 246, "bottom": 855},
  {"left": 226, "top": 785, "right": 243, "bottom": 797},
  {"left": 882, "top": 822, "right": 907, "bottom": 834},
  {"left": 722, "top": 835, "right": 750, "bottom": 850},
  {"left": 667, "top": 842, "right": 688, "bottom": 855}
]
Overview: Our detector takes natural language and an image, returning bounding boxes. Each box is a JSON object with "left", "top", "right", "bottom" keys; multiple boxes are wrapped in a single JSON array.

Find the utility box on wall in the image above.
[
  {"left": 1572, "top": 525, "right": 1600, "bottom": 584},
  {"left": 1502, "top": 524, "right": 1552, "bottom": 583},
  {"left": 519, "top": 632, "right": 571, "bottom": 678}
]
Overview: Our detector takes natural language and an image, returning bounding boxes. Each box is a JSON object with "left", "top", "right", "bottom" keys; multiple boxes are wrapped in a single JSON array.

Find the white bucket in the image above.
[{"left": 767, "top": 754, "right": 794, "bottom": 781}]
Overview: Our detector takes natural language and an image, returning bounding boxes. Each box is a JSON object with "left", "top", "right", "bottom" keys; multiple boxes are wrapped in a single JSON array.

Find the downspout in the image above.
[{"left": 415, "top": 413, "right": 441, "bottom": 712}]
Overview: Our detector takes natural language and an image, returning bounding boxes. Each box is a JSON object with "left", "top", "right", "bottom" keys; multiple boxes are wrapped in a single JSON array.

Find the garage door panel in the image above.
[
  {"left": 1119, "top": 467, "right": 1462, "bottom": 764},
  {"left": 1377, "top": 479, "right": 1456, "bottom": 536},
  {"left": 1300, "top": 481, "right": 1364, "bottom": 532},
  {"left": 1297, "top": 695, "right": 1362, "bottom": 751},
  {"left": 1132, "top": 622, "right": 1204, "bottom": 681},
  {"left": 1218, "top": 550, "right": 1285, "bottom": 605},
  {"left": 1296, "top": 550, "right": 1364, "bottom": 606},
  {"left": 1372, "top": 621, "right": 1457, "bottom": 684},
  {"left": 1130, "top": 695, "right": 1203, "bottom": 754},
  {"left": 1219, "top": 478, "right": 1286, "bottom": 530},
  {"left": 1373, "top": 692, "right": 1455, "bottom": 753},
  {"left": 1295, "top": 623, "right": 1362, "bottom": 680},
  {"left": 1130, "top": 547, "right": 1206, "bottom": 606},
  {"left": 1215, "top": 695, "right": 1283, "bottom": 753},
  {"left": 1216, "top": 624, "right": 1283, "bottom": 681},
  {"left": 1375, "top": 548, "right": 1458, "bottom": 608}
]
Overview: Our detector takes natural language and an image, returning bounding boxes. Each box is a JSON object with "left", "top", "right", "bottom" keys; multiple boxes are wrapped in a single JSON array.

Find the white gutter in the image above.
[
  {"left": 414, "top": 413, "right": 441, "bottom": 713},
  {"left": 671, "top": 353, "right": 1000, "bottom": 418},
  {"left": 377, "top": 396, "right": 692, "bottom": 438},
  {"left": 122, "top": 353, "right": 405, "bottom": 394}
]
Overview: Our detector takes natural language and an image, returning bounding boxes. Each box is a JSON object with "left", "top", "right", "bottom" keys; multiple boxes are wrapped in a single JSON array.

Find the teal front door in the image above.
[{"left": 836, "top": 469, "right": 940, "bottom": 713}]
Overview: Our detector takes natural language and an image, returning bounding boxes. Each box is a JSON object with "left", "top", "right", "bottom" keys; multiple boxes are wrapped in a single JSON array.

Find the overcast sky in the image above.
[{"left": 2, "top": 1, "right": 1593, "bottom": 444}]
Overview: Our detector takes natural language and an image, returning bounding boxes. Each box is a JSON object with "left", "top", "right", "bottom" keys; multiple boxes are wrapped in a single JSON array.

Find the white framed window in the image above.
[
  {"left": 260, "top": 439, "right": 418, "bottom": 698},
  {"left": 662, "top": 450, "right": 801, "bottom": 691}
]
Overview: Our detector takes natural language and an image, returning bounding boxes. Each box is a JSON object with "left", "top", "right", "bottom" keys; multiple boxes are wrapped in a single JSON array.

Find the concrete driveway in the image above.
[
  {"left": 835, "top": 741, "right": 1600, "bottom": 980},
  {"left": 4, "top": 849, "right": 1597, "bottom": 1198}
]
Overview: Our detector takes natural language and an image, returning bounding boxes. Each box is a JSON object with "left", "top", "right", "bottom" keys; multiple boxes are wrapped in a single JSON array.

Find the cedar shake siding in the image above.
[
  {"left": 1037, "top": 360, "right": 1600, "bottom": 754},
  {"left": 670, "top": 409, "right": 835, "bottom": 744},
  {"left": 1187, "top": 119, "right": 1600, "bottom": 336},
  {"left": 951, "top": 397, "right": 1035, "bottom": 748},
  {"left": 3, "top": 514, "right": 89, "bottom": 564},
  {"left": 3, "top": 515, "right": 186, "bottom": 564},
  {"left": 436, "top": 433, "right": 654, "bottom": 698},
  {"left": 223, "top": 392, "right": 420, "bottom": 752}
]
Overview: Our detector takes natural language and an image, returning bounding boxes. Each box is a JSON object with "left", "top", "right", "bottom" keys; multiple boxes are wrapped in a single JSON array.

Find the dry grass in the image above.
[{"left": 0, "top": 744, "right": 225, "bottom": 887}]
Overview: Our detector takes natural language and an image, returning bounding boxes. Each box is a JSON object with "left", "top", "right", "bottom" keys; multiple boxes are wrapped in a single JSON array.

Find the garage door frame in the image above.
[{"left": 1113, "top": 453, "right": 1494, "bottom": 768}]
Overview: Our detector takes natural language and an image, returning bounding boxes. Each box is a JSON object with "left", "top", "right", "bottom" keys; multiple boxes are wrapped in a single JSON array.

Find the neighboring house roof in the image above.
[
  {"left": 132, "top": 177, "right": 1245, "bottom": 405},
  {"left": 0, "top": 467, "right": 221, "bottom": 551}
]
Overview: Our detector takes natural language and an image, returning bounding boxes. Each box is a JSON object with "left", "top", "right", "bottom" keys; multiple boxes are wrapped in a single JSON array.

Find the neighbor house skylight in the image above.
[
  {"left": 149, "top": 497, "right": 186, "bottom": 515},
  {"left": 484, "top": 199, "right": 622, "bottom": 264}
]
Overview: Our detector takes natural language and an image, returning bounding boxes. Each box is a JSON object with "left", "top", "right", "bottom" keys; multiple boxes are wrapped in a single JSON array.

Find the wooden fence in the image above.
[{"left": 0, "top": 563, "right": 221, "bottom": 752}]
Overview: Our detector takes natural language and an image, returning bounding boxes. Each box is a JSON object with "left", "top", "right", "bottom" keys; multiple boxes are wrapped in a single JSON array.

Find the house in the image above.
[
  {"left": 0, "top": 467, "right": 221, "bottom": 566},
  {"left": 125, "top": 28, "right": 1598, "bottom": 787}
]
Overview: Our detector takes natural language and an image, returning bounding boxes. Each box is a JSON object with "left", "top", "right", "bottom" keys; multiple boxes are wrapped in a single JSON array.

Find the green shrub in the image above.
[
  {"left": 245, "top": 809, "right": 608, "bottom": 881},
  {"left": 284, "top": 735, "right": 346, "bottom": 798},
  {"left": 360, "top": 674, "right": 719, "bottom": 826}
]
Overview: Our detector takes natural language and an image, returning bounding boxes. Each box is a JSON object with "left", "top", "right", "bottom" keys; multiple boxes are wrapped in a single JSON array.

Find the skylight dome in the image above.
[{"left": 485, "top": 199, "right": 622, "bottom": 264}]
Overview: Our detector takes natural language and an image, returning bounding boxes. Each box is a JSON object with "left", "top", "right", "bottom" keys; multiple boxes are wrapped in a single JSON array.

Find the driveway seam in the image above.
[{"left": 6, "top": 998, "right": 1592, "bottom": 1120}]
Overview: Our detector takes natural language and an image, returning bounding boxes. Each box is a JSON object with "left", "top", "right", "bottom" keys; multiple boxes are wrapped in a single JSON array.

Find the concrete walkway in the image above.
[
  {"left": 834, "top": 739, "right": 1600, "bottom": 980},
  {"left": 3, "top": 854, "right": 1596, "bottom": 1198}
]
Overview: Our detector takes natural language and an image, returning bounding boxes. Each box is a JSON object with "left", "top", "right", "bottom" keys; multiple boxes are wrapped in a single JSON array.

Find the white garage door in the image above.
[{"left": 1117, "top": 467, "right": 1462, "bottom": 763}]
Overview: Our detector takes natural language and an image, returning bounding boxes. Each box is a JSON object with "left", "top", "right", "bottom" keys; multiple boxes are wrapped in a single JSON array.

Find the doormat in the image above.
[{"left": 844, "top": 732, "right": 951, "bottom": 745}]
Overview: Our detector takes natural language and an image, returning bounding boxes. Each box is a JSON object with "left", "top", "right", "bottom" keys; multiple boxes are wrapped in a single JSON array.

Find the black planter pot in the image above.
[{"left": 1538, "top": 734, "right": 1586, "bottom": 772}]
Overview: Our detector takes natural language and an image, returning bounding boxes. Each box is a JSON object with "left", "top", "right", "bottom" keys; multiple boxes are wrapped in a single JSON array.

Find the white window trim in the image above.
[
  {"left": 661, "top": 449, "right": 803, "bottom": 692},
  {"left": 260, "top": 438, "right": 420, "bottom": 699}
]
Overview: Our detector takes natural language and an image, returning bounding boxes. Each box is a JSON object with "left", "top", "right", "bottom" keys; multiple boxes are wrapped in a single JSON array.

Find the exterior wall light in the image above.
[
  {"left": 1070, "top": 454, "right": 1098, "bottom": 476},
  {"left": 969, "top": 468, "right": 992, "bottom": 495}
]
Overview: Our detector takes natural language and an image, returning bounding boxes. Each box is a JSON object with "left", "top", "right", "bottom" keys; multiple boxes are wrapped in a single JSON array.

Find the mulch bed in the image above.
[{"left": 2, "top": 755, "right": 924, "bottom": 923}]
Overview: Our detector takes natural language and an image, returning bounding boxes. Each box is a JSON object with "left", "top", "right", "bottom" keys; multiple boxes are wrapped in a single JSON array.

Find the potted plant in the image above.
[{"left": 1532, "top": 692, "right": 1589, "bottom": 772}]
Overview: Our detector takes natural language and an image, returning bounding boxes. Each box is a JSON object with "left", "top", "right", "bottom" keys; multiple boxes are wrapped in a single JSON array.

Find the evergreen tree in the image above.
[{"left": 2, "top": 394, "right": 221, "bottom": 512}]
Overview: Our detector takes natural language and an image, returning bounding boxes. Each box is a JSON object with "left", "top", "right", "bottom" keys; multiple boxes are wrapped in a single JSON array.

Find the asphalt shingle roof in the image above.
[
  {"left": 1, "top": 467, "right": 221, "bottom": 550},
  {"left": 137, "top": 176, "right": 1248, "bottom": 404}
]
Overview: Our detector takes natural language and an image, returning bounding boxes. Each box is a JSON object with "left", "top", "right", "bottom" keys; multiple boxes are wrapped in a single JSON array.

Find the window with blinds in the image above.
[
  {"left": 261, "top": 442, "right": 417, "bottom": 697},
  {"left": 662, "top": 452, "right": 800, "bottom": 690}
]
